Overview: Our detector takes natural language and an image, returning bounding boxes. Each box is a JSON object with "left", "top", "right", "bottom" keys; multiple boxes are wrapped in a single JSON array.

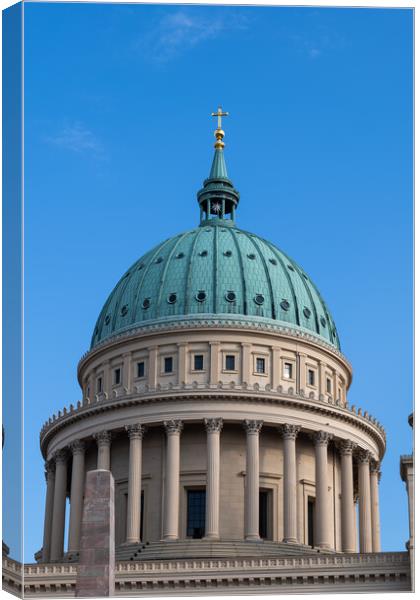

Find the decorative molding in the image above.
[
  {"left": 204, "top": 417, "right": 223, "bottom": 433},
  {"left": 39, "top": 390, "right": 385, "bottom": 460},
  {"left": 243, "top": 419, "right": 263, "bottom": 434},
  {"left": 126, "top": 423, "right": 147, "bottom": 440},
  {"left": 69, "top": 440, "right": 86, "bottom": 455},
  {"left": 53, "top": 449, "right": 68, "bottom": 464},
  {"left": 164, "top": 420, "right": 183, "bottom": 435},
  {"left": 356, "top": 448, "right": 373, "bottom": 465},
  {"left": 312, "top": 431, "right": 333, "bottom": 447},
  {"left": 93, "top": 430, "right": 112, "bottom": 446},
  {"left": 279, "top": 424, "right": 301, "bottom": 440},
  {"left": 337, "top": 439, "right": 356, "bottom": 456}
]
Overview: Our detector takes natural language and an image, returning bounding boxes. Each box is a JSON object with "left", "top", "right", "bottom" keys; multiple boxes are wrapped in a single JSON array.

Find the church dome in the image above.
[{"left": 91, "top": 112, "right": 340, "bottom": 351}]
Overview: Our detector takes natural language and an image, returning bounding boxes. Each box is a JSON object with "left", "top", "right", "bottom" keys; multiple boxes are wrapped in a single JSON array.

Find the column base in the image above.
[
  {"left": 315, "top": 542, "right": 332, "bottom": 550},
  {"left": 282, "top": 537, "right": 298, "bottom": 544},
  {"left": 162, "top": 536, "right": 179, "bottom": 542},
  {"left": 204, "top": 534, "right": 220, "bottom": 540},
  {"left": 121, "top": 539, "right": 141, "bottom": 546},
  {"left": 245, "top": 535, "right": 261, "bottom": 541}
]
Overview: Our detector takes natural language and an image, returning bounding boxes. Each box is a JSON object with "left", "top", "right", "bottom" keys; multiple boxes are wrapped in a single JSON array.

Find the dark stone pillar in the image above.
[{"left": 75, "top": 470, "right": 115, "bottom": 597}]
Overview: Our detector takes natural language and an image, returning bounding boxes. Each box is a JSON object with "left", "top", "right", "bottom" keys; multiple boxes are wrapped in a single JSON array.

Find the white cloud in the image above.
[
  {"left": 137, "top": 10, "right": 249, "bottom": 63},
  {"left": 44, "top": 122, "right": 104, "bottom": 156}
]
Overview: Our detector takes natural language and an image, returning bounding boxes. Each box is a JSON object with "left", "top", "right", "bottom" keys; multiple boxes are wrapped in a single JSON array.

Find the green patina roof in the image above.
[{"left": 90, "top": 121, "right": 340, "bottom": 350}]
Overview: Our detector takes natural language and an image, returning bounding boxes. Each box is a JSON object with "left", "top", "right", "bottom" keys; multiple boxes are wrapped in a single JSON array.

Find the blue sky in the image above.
[{"left": 15, "top": 3, "right": 413, "bottom": 562}]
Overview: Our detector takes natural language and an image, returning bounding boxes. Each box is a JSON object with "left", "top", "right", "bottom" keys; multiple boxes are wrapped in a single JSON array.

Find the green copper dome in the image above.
[{"left": 90, "top": 110, "right": 340, "bottom": 350}]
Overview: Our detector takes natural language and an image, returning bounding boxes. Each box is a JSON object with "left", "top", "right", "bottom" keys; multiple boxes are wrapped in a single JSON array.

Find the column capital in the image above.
[
  {"left": 337, "top": 439, "right": 356, "bottom": 456},
  {"left": 370, "top": 460, "right": 381, "bottom": 475},
  {"left": 69, "top": 440, "right": 86, "bottom": 456},
  {"left": 126, "top": 423, "right": 147, "bottom": 440},
  {"left": 164, "top": 420, "right": 183, "bottom": 435},
  {"left": 356, "top": 448, "right": 373, "bottom": 465},
  {"left": 53, "top": 449, "right": 69, "bottom": 464},
  {"left": 279, "top": 424, "right": 301, "bottom": 440},
  {"left": 93, "top": 430, "right": 112, "bottom": 447},
  {"left": 312, "top": 430, "right": 333, "bottom": 447},
  {"left": 204, "top": 418, "right": 223, "bottom": 433},
  {"left": 44, "top": 459, "right": 56, "bottom": 481},
  {"left": 243, "top": 419, "right": 263, "bottom": 434}
]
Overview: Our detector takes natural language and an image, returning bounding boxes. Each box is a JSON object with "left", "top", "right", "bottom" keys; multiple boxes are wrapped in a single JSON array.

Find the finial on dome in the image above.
[
  {"left": 197, "top": 106, "right": 240, "bottom": 226},
  {"left": 211, "top": 106, "right": 229, "bottom": 149}
]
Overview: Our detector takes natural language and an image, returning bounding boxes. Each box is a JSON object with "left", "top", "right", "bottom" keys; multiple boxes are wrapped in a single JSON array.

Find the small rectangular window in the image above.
[
  {"left": 137, "top": 361, "right": 145, "bottom": 378},
  {"left": 326, "top": 377, "right": 332, "bottom": 394},
  {"left": 283, "top": 362, "right": 293, "bottom": 379},
  {"left": 97, "top": 376, "right": 103, "bottom": 393},
  {"left": 307, "top": 369, "right": 315, "bottom": 386},
  {"left": 256, "top": 357, "right": 266, "bottom": 374},
  {"left": 225, "top": 355, "right": 236, "bottom": 371},
  {"left": 338, "top": 387, "right": 342, "bottom": 400},
  {"left": 194, "top": 354, "right": 204, "bottom": 371},
  {"left": 114, "top": 368, "right": 121, "bottom": 385},
  {"left": 86, "top": 385, "right": 90, "bottom": 398},
  {"left": 164, "top": 356, "right": 173, "bottom": 373}
]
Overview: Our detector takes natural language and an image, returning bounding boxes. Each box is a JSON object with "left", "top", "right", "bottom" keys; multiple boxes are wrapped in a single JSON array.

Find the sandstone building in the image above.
[{"left": 3, "top": 110, "right": 411, "bottom": 596}]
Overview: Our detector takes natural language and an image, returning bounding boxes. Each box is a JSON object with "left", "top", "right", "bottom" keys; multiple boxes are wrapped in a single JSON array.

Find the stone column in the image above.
[
  {"left": 370, "top": 461, "right": 381, "bottom": 552},
  {"left": 204, "top": 418, "right": 223, "bottom": 539},
  {"left": 75, "top": 470, "right": 115, "bottom": 597},
  {"left": 357, "top": 449, "right": 373, "bottom": 552},
  {"left": 148, "top": 346, "right": 158, "bottom": 388},
  {"left": 122, "top": 352, "right": 132, "bottom": 394},
  {"left": 338, "top": 439, "right": 356, "bottom": 552},
  {"left": 243, "top": 420, "right": 263, "bottom": 540},
  {"left": 312, "top": 431, "right": 332, "bottom": 549},
  {"left": 279, "top": 424, "right": 300, "bottom": 543},
  {"left": 125, "top": 424, "right": 146, "bottom": 544},
  {"left": 298, "top": 353, "right": 307, "bottom": 394},
  {"left": 42, "top": 460, "right": 56, "bottom": 562},
  {"left": 163, "top": 420, "right": 183, "bottom": 540},
  {"left": 209, "top": 342, "right": 220, "bottom": 385},
  {"left": 102, "top": 360, "right": 110, "bottom": 399},
  {"left": 177, "top": 342, "right": 188, "bottom": 385},
  {"left": 50, "top": 449, "right": 68, "bottom": 561},
  {"left": 68, "top": 441, "right": 86, "bottom": 553},
  {"left": 271, "top": 347, "right": 281, "bottom": 389},
  {"left": 241, "top": 343, "right": 251, "bottom": 386},
  {"left": 94, "top": 431, "right": 112, "bottom": 471},
  {"left": 319, "top": 362, "right": 326, "bottom": 399}
]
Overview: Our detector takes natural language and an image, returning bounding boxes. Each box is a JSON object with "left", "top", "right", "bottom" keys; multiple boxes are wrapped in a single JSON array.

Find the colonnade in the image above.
[{"left": 41, "top": 421, "right": 381, "bottom": 562}]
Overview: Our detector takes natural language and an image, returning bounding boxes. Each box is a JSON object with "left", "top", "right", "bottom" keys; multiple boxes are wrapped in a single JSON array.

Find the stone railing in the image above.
[
  {"left": 39, "top": 381, "right": 386, "bottom": 448},
  {"left": 40, "top": 381, "right": 386, "bottom": 437},
  {"left": 20, "top": 552, "right": 411, "bottom": 597}
]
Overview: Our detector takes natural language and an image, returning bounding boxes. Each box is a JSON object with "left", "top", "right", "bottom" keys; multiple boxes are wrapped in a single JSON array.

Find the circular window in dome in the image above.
[
  {"left": 303, "top": 307, "right": 311, "bottom": 318},
  {"left": 137, "top": 263, "right": 144, "bottom": 270},
  {"left": 287, "top": 265, "right": 295, "bottom": 272},
  {"left": 247, "top": 253, "right": 256, "bottom": 260},
  {"left": 167, "top": 293, "right": 177, "bottom": 304},
  {"left": 124, "top": 272, "right": 130, "bottom": 278},
  {"left": 320, "top": 317, "right": 327, "bottom": 327},
  {"left": 199, "top": 250, "right": 208, "bottom": 257},
  {"left": 104, "top": 315, "right": 111, "bottom": 325},
  {"left": 196, "top": 290, "right": 207, "bottom": 302},
  {"left": 155, "top": 257, "right": 163, "bottom": 264},
  {"left": 142, "top": 298, "right": 151, "bottom": 309},
  {"left": 302, "top": 273, "right": 308, "bottom": 280},
  {"left": 254, "top": 294, "right": 265, "bottom": 305},
  {"left": 269, "top": 258, "right": 277, "bottom": 265},
  {"left": 121, "top": 305, "right": 129, "bottom": 316},
  {"left": 332, "top": 330, "right": 336, "bottom": 338},
  {"left": 280, "top": 299, "right": 290, "bottom": 311},
  {"left": 175, "top": 252, "right": 184, "bottom": 259},
  {"left": 224, "top": 250, "right": 232, "bottom": 257},
  {"left": 225, "top": 291, "right": 236, "bottom": 302}
]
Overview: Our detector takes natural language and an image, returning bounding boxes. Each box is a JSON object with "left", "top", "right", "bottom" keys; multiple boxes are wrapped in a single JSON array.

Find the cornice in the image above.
[
  {"left": 39, "top": 385, "right": 386, "bottom": 459},
  {"left": 77, "top": 315, "right": 353, "bottom": 380}
]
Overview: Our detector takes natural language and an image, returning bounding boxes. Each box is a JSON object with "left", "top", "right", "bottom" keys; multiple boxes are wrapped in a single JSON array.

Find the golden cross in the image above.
[{"left": 211, "top": 106, "right": 229, "bottom": 130}]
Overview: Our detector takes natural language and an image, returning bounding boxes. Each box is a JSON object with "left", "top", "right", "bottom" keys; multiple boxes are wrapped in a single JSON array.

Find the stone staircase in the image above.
[{"left": 115, "top": 539, "right": 331, "bottom": 562}]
